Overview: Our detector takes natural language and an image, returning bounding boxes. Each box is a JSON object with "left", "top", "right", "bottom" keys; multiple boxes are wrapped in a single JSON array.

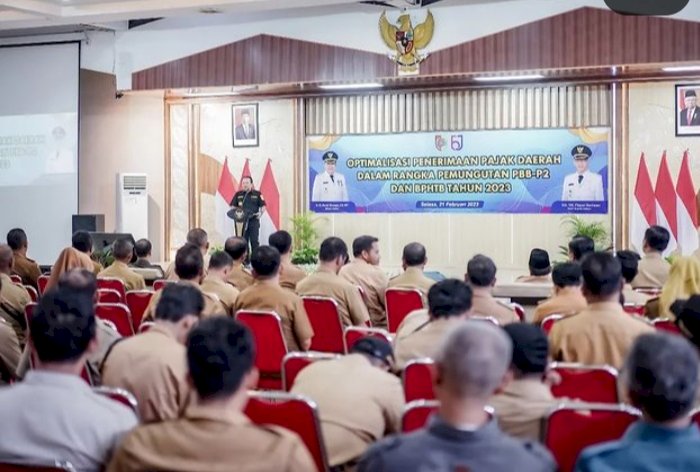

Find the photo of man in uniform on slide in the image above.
[
  {"left": 45, "top": 126, "right": 74, "bottom": 175},
  {"left": 561, "top": 145, "right": 604, "bottom": 202},
  {"left": 312, "top": 151, "right": 349, "bottom": 202}
]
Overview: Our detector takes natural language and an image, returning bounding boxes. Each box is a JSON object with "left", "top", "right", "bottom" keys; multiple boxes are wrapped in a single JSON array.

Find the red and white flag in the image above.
[
  {"left": 631, "top": 153, "right": 656, "bottom": 253},
  {"left": 676, "top": 150, "right": 699, "bottom": 255},
  {"left": 259, "top": 159, "right": 281, "bottom": 246},
  {"left": 215, "top": 157, "right": 238, "bottom": 240},
  {"left": 240, "top": 158, "right": 252, "bottom": 185},
  {"left": 655, "top": 152, "right": 678, "bottom": 255}
]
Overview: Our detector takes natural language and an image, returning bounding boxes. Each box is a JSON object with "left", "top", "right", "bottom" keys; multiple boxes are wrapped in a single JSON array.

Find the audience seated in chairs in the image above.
[
  {"left": 466, "top": 254, "right": 518, "bottom": 325},
  {"left": 291, "top": 337, "right": 404, "bottom": 469},
  {"left": 359, "top": 321, "right": 555, "bottom": 472},
  {"left": 646, "top": 257, "right": 700, "bottom": 320},
  {"left": 107, "top": 316, "right": 315, "bottom": 472},
  {"left": 200, "top": 251, "right": 239, "bottom": 316},
  {"left": 129, "top": 238, "right": 164, "bottom": 277},
  {"left": 72, "top": 230, "right": 103, "bottom": 275},
  {"left": 616, "top": 250, "right": 651, "bottom": 307},
  {"left": 575, "top": 333, "right": 700, "bottom": 471},
  {"left": 0, "top": 245, "right": 32, "bottom": 346},
  {"left": 394, "top": 279, "right": 472, "bottom": 371},
  {"left": 296, "top": 237, "right": 370, "bottom": 328},
  {"left": 165, "top": 228, "right": 210, "bottom": 280},
  {"left": 7, "top": 228, "right": 41, "bottom": 289},
  {"left": 388, "top": 242, "right": 435, "bottom": 297},
  {"left": 632, "top": 225, "right": 671, "bottom": 289},
  {"left": 533, "top": 262, "right": 587, "bottom": 325},
  {"left": 568, "top": 235, "right": 595, "bottom": 263},
  {"left": 0, "top": 286, "right": 137, "bottom": 471},
  {"left": 269, "top": 230, "right": 306, "bottom": 291},
  {"left": 97, "top": 238, "right": 145, "bottom": 292},
  {"left": 549, "top": 252, "right": 654, "bottom": 369},
  {"left": 224, "top": 236, "right": 254, "bottom": 290},
  {"left": 234, "top": 246, "right": 313, "bottom": 351},
  {"left": 101, "top": 283, "right": 203, "bottom": 422},
  {"left": 515, "top": 248, "right": 552, "bottom": 284}
]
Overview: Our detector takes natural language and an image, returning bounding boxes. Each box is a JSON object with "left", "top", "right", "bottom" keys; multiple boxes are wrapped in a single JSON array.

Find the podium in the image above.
[{"left": 227, "top": 207, "right": 249, "bottom": 237}]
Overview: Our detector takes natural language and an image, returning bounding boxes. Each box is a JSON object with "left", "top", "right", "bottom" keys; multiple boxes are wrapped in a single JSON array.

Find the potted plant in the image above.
[
  {"left": 290, "top": 212, "right": 324, "bottom": 273},
  {"left": 558, "top": 215, "right": 610, "bottom": 258}
]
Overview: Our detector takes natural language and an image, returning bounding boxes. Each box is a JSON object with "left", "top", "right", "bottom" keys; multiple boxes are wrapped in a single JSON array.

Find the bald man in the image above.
[{"left": 0, "top": 245, "right": 31, "bottom": 345}]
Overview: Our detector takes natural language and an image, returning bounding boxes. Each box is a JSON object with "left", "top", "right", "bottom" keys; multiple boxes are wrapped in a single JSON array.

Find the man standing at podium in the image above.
[{"left": 230, "top": 176, "right": 266, "bottom": 254}]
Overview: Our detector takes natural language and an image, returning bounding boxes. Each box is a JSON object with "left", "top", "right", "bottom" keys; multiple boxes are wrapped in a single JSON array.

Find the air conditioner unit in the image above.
[{"left": 116, "top": 173, "right": 148, "bottom": 240}]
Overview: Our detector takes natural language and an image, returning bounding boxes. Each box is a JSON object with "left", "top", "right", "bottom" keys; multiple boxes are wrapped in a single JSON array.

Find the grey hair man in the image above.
[{"left": 359, "top": 322, "right": 556, "bottom": 472}]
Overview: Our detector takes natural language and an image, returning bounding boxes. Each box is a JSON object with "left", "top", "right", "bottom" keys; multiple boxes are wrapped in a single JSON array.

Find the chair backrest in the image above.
[
  {"left": 23, "top": 285, "right": 38, "bottom": 303},
  {"left": 153, "top": 279, "right": 173, "bottom": 291},
  {"left": 245, "top": 391, "right": 329, "bottom": 472},
  {"left": 511, "top": 302, "right": 526, "bottom": 321},
  {"left": 301, "top": 297, "right": 345, "bottom": 354},
  {"left": 653, "top": 319, "right": 682, "bottom": 335},
  {"left": 623, "top": 304, "right": 645, "bottom": 315},
  {"left": 401, "top": 399, "right": 439, "bottom": 433},
  {"left": 549, "top": 363, "right": 619, "bottom": 403},
  {"left": 282, "top": 352, "right": 341, "bottom": 391},
  {"left": 541, "top": 314, "right": 563, "bottom": 334},
  {"left": 23, "top": 303, "right": 37, "bottom": 332},
  {"left": 403, "top": 358, "right": 436, "bottom": 402},
  {"left": 125, "top": 290, "right": 154, "bottom": 329},
  {"left": 96, "top": 277, "right": 126, "bottom": 302},
  {"left": 469, "top": 315, "right": 500, "bottom": 325},
  {"left": 235, "top": 310, "right": 287, "bottom": 390},
  {"left": 691, "top": 408, "right": 700, "bottom": 428},
  {"left": 95, "top": 303, "right": 135, "bottom": 336},
  {"left": 9, "top": 274, "right": 22, "bottom": 285},
  {"left": 97, "top": 288, "right": 121, "bottom": 304},
  {"left": 357, "top": 285, "right": 369, "bottom": 306},
  {"left": 634, "top": 287, "right": 662, "bottom": 296},
  {"left": 544, "top": 403, "right": 641, "bottom": 472},
  {"left": 37, "top": 275, "right": 50, "bottom": 295},
  {"left": 385, "top": 288, "right": 424, "bottom": 333},
  {"left": 138, "top": 321, "right": 155, "bottom": 333},
  {"left": 93, "top": 386, "right": 139, "bottom": 416},
  {"left": 343, "top": 326, "right": 393, "bottom": 353},
  {"left": 0, "top": 462, "right": 75, "bottom": 471}
]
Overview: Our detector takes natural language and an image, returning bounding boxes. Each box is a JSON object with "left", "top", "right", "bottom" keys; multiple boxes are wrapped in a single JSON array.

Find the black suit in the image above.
[
  {"left": 235, "top": 123, "right": 256, "bottom": 140},
  {"left": 680, "top": 107, "right": 700, "bottom": 126}
]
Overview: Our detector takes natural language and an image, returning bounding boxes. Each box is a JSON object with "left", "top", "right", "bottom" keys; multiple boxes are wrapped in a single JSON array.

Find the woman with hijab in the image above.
[
  {"left": 44, "top": 247, "right": 94, "bottom": 291},
  {"left": 645, "top": 257, "right": 700, "bottom": 319}
]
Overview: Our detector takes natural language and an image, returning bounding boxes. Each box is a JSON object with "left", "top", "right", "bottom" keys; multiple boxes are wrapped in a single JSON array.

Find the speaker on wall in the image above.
[{"left": 72, "top": 214, "right": 105, "bottom": 233}]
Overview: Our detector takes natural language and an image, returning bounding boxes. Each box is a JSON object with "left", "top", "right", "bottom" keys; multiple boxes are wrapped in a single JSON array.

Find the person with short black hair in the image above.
[
  {"left": 72, "top": 230, "right": 104, "bottom": 275},
  {"left": 532, "top": 262, "right": 587, "bottom": 324},
  {"left": 98, "top": 238, "right": 146, "bottom": 291},
  {"left": 231, "top": 177, "right": 266, "bottom": 256},
  {"left": 633, "top": 225, "right": 672, "bottom": 288},
  {"left": 165, "top": 228, "right": 210, "bottom": 280},
  {"left": 466, "top": 254, "right": 518, "bottom": 324},
  {"left": 130, "top": 238, "right": 164, "bottom": 278},
  {"left": 224, "top": 236, "right": 254, "bottom": 290},
  {"left": 339, "top": 235, "right": 389, "bottom": 327},
  {"left": 516, "top": 248, "right": 552, "bottom": 284},
  {"left": 576, "top": 333, "right": 700, "bottom": 471},
  {"left": 102, "top": 283, "right": 205, "bottom": 422},
  {"left": 0, "top": 287, "right": 137, "bottom": 471},
  {"left": 292, "top": 336, "right": 404, "bottom": 468},
  {"left": 269, "top": 230, "right": 306, "bottom": 290},
  {"left": 388, "top": 242, "right": 435, "bottom": 297},
  {"left": 296, "top": 237, "right": 370, "bottom": 327},
  {"left": 568, "top": 235, "right": 595, "bottom": 262},
  {"left": 616, "top": 250, "right": 650, "bottom": 306},
  {"left": 549, "top": 252, "right": 654, "bottom": 369},
  {"left": 7, "top": 227, "right": 41, "bottom": 288},
  {"left": 107, "top": 317, "right": 315, "bottom": 472},
  {"left": 233, "top": 246, "right": 314, "bottom": 352},
  {"left": 201, "top": 251, "right": 239, "bottom": 315}
]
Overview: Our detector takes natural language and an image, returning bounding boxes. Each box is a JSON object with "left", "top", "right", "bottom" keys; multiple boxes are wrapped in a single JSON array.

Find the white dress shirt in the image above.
[
  {"left": 312, "top": 171, "right": 349, "bottom": 202},
  {"left": 561, "top": 170, "right": 604, "bottom": 201}
]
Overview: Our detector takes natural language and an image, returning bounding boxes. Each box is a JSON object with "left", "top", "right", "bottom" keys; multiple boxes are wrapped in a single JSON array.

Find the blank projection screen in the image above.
[{"left": 0, "top": 42, "right": 79, "bottom": 264}]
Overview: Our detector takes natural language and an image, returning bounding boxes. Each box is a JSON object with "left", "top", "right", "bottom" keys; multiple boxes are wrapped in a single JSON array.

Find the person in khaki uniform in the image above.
[
  {"left": 394, "top": 279, "right": 472, "bottom": 371},
  {"left": 0, "top": 245, "right": 31, "bottom": 346},
  {"left": 533, "top": 262, "right": 587, "bottom": 325},
  {"left": 515, "top": 249, "right": 552, "bottom": 284},
  {"left": 632, "top": 225, "right": 671, "bottom": 288},
  {"left": 200, "top": 251, "right": 239, "bottom": 316},
  {"left": 102, "top": 283, "right": 204, "bottom": 422},
  {"left": 72, "top": 230, "right": 103, "bottom": 275},
  {"left": 339, "top": 235, "right": 389, "bottom": 327},
  {"left": 616, "top": 250, "right": 651, "bottom": 306},
  {"left": 224, "top": 236, "right": 254, "bottom": 290},
  {"left": 269, "top": 230, "right": 306, "bottom": 291},
  {"left": 7, "top": 228, "right": 41, "bottom": 289},
  {"left": 165, "top": 228, "right": 210, "bottom": 281},
  {"left": 233, "top": 246, "right": 313, "bottom": 351},
  {"left": 388, "top": 242, "right": 435, "bottom": 299},
  {"left": 0, "top": 317, "right": 20, "bottom": 384},
  {"left": 107, "top": 317, "right": 315, "bottom": 472},
  {"left": 292, "top": 337, "right": 404, "bottom": 469},
  {"left": 467, "top": 254, "right": 518, "bottom": 325},
  {"left": 98, "top": 238, "right": 146, "bottom": 291},
  {"left": 550, "top": 252, "right": 654, "bottom": 369},
  {"left": 296, "top": 237, "right": 369, "bottom": 327}
]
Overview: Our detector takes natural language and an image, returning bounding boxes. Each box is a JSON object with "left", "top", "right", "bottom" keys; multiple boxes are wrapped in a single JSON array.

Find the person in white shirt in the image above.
[
  {"left": 312, "top": 151, "right": 349, "bottom": 202},
  {"left": 561, "top": 145, "right": 604, "bottom": 202}
]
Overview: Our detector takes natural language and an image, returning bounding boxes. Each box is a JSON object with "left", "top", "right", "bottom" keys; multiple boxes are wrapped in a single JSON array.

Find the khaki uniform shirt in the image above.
[
  {"left": 142, "top": 280, "right": 227, "bottom": 322},
  {"left": 471, "top": 287, "right": 519, "bottom": 325},
  {"left": 200, "top": 275, "right": 239, "bottom": 316},
  {"left": 388, "top": 267, "right": 435, "bottom": 298},
  {"left": 296, "top": 268, "right": 370, "bottom": 327},
  {"left": 280, "top": 260, "right": 306, "bottom": 291},
  {"left": 233, "top": 281, "right": 314, "bottom": 351},
  {"left": 532, "top": 287, "right": 587, "bottom": 325},
  {"left": 12, "top": 251, "right": 41, "bottom": 288},
  {"left": 92, "top": 260, "right": 104, "bottom": 276},
  {"left": 291, "top": 354, "right": 404, "bottom": 466},
  {"left": 0, "top": 273, "right": 31, "bottom": 345},
  {"left": 339, "top": 259, "right": 388, "bottom": 327},
  {"left": 549, "top": 301, "right": 655, "bottom": 369},
  {"left": 101, "top": 324, "right": 192, "bottom": 422},
  {"left": 395, "top": 308, "right": 430, "bottom": 335},
  {"left": 107, "top": 405, "right": 315, "bottom": 472},
  {"left": 632, "top": 252, "right": 670, "bottom": 288},
  {"left": 394, "top": 317, "right": 464, "bottom": 371},
  {"left": 227, "top": 263, "right": 255, "bottom": 290},
  {"left": 515, "top": 274, "right": 552, "bottom": 284},
  {"left": 98, "top": 261, "right": 146, "bottom": 291},
  {"left": 490, "top": 379, "right": 559, "bottom": 442},
  {"left": 623, "top": 284, "right": 651, "bottom": 306},
  {"left": 0, "top": 318, "right": 20, "bottom": 383}
]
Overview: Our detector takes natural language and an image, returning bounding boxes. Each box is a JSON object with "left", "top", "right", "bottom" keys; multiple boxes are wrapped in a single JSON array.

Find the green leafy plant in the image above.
[
  {"left": 94, "top": 245, "right": 115, "bottom": 268},
  {"left": 558, "top": 215, "right": 610, "bottom": 257},
  {"left": 290, "top": 212, "right": 324, "bottom": 265},
  {"left": 209, "top": 244, "right": 224, "bottom": 255}
]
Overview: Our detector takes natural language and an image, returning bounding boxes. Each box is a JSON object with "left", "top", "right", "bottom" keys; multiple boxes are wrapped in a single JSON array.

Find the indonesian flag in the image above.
[
  {"left": 676, "top": 150, "right": 699, "bottom": 255},
  {"left": 655, "top": 152, "right": 678, "bottom": 255},
  {"left": 215, "top": 157, "right": 238, "bottom": 240},
  {"left": 259, "top": 159, "right": 280, "bottom": 246},
  {"left": 240, "top": 158, "right": 251, "bottom": 184},
  {"left": 631, "top": 154, "right": 656, "bottom": 253}
]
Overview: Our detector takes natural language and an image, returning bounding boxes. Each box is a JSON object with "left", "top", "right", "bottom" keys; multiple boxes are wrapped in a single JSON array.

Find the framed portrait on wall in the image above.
[
  {"left": 232, "top": 103, "right": 259, "bottom": 147},
  {"left": 676, "top": 84, "right": 700, "bottom": 136}
]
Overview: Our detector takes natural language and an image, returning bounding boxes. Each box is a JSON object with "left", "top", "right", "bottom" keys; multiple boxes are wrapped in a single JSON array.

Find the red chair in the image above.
[
  {"left": 95, "top": 303, "right": 135, "bottom": 337},
  {"left": 402, "top": 400, "right": 439, "bottom": 433},
  {"left": 37, "top": 275, "right": 50, "bottom": 295},
  {"left": 301, "top": 297, "right": 345, "bottom": 354},
  {"left": 245, "top": 391, "right": 329, "bottom": 472},
  {"left": 153, "top": 279, "right": 173, "bottom": 291},
  {"left": 343, "top": 326, "right": 393, "bottom": 353},
  {"left": 97, "top": 288, "right": 121, "bottom": 304},
  {"left": 23, "top": 286, "right": 38, "bottom": 303},
  {"left": 634, "top": 287, "right": 661, "bottom": 296},
  {"left": 541, "top": 314, "right": 563, "bottom": 334},
  {"left": 96, "top": 277, "right": 126, "bottom": 302},
  {"left": 403, "top": 358, "right": 436, "bottom": 402},
  {"left": 281, "top": 352, "right": 340, "bottom": 391},
  {"left": 235, "top": 310, "right": 288, "bottom": 390},
  {"left": 691, "top": 408, "right": 700, "bottom": 427},
  {"left": 544, "top": 403, "right": 641, "bottom": 472},
  {"left": 623, "top": 304, "right": 645, "bottom": 316},
  {"left": 511, "top": 303, "right": 526, "bottom": 322},
  {"left": 549, "top": 363, "right": 619, "bottom": 403},
  {"left": 9, "top": 275, "right": 22, "bottom": 285},
  {"left": 0, "top": 462, "right": 75, "bottom": 471},
  {"left": 653, "top": 319, "right": 682, "bottom": 335},
  {"left": 385, "top": 288, "right": 424, "bottom": 333},
  {"left": 138, "top": 321, "right": 154, "bottom": 333},
  {"left": 470, "top": 315, "right": 499, "bottom": 325},
  {"left": 93, "top": 386, "right": 139, "bottom": 416},
  {"left": 125, "top": 290, "right": 153, "bottom": 329},
  {"left": 24, "top": 303, "right": 37, "bottom": 331}
]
